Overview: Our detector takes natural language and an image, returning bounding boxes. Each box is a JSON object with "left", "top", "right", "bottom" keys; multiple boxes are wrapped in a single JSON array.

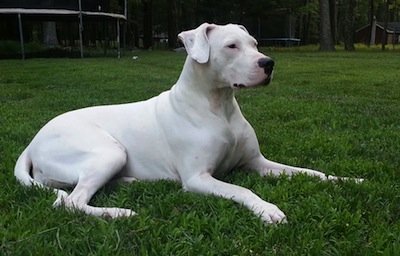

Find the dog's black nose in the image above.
[{"left": 258, "top": 58, "right": 274, "bottom": 75}]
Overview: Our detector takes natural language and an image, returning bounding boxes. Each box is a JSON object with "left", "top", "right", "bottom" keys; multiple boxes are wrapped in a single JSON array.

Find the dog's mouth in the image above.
[
  {"left": 233, "top": 74, "right": 272, "bottom": 89},
  {"left": 233, "top": 83, "right": 246, "bottom": 88},
  {"left": 264, "top": 75, "right": 272, "bottom": 85}
]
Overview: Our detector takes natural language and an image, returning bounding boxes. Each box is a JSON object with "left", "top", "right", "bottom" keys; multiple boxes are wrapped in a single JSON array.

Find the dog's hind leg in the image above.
[
  {"left": 29, "top": 179, "right": 70, "bottom": 209},
  {"left": 55, "top": 147, "right": 135, "bottom": 219}
]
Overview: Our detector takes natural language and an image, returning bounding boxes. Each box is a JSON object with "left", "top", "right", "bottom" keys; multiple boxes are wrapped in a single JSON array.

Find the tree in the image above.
[
  {"left": 167, "top": 0, "right": 178, "bottom": 49},
  {"left": 381, "top": 0, "right": 390, "bottom": 50},
  {"left": 298, "top": 0, "right": 319, "bottom": 44},
  {"left": 319, "top": 0, "right": 335, "bottom": 51},
  {"left": 329, "top": 0, "right": 337, "bottom": 43},
  {"left": 368, "top": 0, "right": 375, "bottom": 46},
  {"left": 142, "top": 0, "right": 153, "bottom": 49},
  {"left": 42, "top": 22, "right": 59, "bottom": 47},
  {"left": 127, "top": 0, "right": 141, "bottom": 48},
  {"left": 342, "top": 0, "right": 356, "bottom": 51}
]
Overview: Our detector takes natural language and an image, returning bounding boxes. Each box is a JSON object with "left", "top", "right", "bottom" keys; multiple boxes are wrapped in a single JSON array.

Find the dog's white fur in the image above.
[{"left": 15, "top": 23, "right": 361, "bottom": 224}]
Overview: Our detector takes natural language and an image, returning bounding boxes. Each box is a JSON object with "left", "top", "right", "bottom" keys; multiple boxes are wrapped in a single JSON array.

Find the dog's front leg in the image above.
[
  {"left": 183, "top": 172, "right": 287, "bottom": 224},
  {"left": 248, "top": 154, "right": 329, "bottom": 179},
  {"left": 247, "top": 155, "right": 364, "bottom": 182}
]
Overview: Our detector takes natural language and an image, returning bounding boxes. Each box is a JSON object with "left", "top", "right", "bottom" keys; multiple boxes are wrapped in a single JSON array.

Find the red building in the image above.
[{"left": 355, "top": 21, "right": 400, "bottom": 45}]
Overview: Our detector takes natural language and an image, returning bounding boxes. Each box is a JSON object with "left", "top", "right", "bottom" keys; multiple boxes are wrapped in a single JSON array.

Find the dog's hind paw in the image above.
[{"left": 52, "top": 189, "right": 69, "bottom": 208}]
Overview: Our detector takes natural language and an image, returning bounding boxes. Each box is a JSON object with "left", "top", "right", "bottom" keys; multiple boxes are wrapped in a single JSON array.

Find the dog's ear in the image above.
[
  {"left": 238, "top": 25, "right": 249, "bottom": 34},
  {"left": 178, "top": 23, "right": 216, "bottom": 64}
]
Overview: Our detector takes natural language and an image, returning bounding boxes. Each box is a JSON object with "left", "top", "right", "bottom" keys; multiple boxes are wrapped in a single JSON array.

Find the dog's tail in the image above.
[{"left": 14, "top": 148, "right": 34, "bottom": 186}]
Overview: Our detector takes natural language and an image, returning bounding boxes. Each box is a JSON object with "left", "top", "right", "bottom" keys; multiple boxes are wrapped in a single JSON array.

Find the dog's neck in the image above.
[{"left": 172, "top": 57, "right": 237, "bottom": 119}]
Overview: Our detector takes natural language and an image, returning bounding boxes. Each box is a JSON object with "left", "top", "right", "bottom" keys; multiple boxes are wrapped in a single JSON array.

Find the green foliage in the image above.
[
  {"left": 1, "top": 50, "right": 399, "bottom": 255},
  {"left": 0, "top": 41, "right": 44, "bottom": 55}
]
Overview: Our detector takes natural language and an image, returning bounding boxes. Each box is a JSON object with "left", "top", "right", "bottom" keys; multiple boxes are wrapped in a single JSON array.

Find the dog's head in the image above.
[{"left": 178, "top": 23, "right": 274, "bottom": 89}]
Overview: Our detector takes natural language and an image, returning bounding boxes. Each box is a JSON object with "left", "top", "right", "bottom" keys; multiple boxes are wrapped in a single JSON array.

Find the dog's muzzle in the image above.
[
  {"left": 258, "top": 58, "right": 274, "bottom": 85},
  {"left": 233, "top": 58, "right": 275, "bottom": 88},
  {"left": 258, "top": 58, "right": 274, "bottom": 76}
]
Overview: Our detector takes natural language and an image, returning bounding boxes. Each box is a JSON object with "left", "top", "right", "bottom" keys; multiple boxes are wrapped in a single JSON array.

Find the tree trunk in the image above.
[
  {"left": 343, "top": 0, "right": 356, "bottom": 51},
  {"left": 42, "top": 22, "right": 59, "bottom": 47},
  {"left": 368, "top": 0, "right": 375, "bottom": 46},
  {"left": 301, "top": 0, "right": 311, "bottom": 44},
  {"left": 129, "top": 1, "right": 140, "bottom": 48},
  {"left": 329, "top": 0, "right": 337, "bottom": 44},
  {"left": 142, "top": 0, "right": 153, "bottom": 49},
  {"left": 319, "top": 0, "right": 335, "bottom": 51},
  {"left": 167, "top": 0, "right": 178, "bottom": 49},
  {"left": 381, "top": 0, "right": 389, "bottom": 51}
]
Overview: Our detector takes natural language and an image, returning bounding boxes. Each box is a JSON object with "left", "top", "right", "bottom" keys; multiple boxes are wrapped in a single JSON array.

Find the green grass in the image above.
[{"left": 1, "top": 50, "right": 399, "bottom": 255}]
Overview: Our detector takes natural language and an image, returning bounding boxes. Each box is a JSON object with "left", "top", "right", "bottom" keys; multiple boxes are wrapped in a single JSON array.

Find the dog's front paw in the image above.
[
  {"left": 252, "top": 202, "right": 287, "bottom": 224},
  {"left": 327, "top": 175, "right": 364, "bottom": 183},
  {"left": 103, "top": 208, "right": 137, "bottom": 219},
  {"left": 355, "top": 178, "right": 365, "bottom": 183}
]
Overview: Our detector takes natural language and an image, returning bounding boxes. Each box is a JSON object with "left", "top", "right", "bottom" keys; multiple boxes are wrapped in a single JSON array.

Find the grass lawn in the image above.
[{"left": 1, "top": 50, "right": 399, "bottom": 255}]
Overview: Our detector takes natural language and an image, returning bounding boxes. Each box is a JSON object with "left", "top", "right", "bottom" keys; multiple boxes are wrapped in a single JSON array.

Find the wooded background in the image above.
[
  {"left": 0, "top": 0, "right": 399, "bottom": 53},
  {"left": 125, "top": 0, "right": 400, "bottom": 51}
]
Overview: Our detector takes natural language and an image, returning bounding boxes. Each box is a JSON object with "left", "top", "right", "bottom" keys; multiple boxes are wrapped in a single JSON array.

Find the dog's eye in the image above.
[{"left": 227, "top": 44, "right": 237, "bottom": 49}]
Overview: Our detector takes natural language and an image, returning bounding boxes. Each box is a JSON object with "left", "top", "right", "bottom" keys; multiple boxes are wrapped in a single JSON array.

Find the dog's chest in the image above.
[{"left": 211, "top": 124, "right": 249, "bottom": 176}]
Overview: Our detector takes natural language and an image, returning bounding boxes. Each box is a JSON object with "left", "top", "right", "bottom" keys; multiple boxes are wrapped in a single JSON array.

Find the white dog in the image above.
[{"left": 15, "top": 23, "right": 361, "bottom": 224}]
